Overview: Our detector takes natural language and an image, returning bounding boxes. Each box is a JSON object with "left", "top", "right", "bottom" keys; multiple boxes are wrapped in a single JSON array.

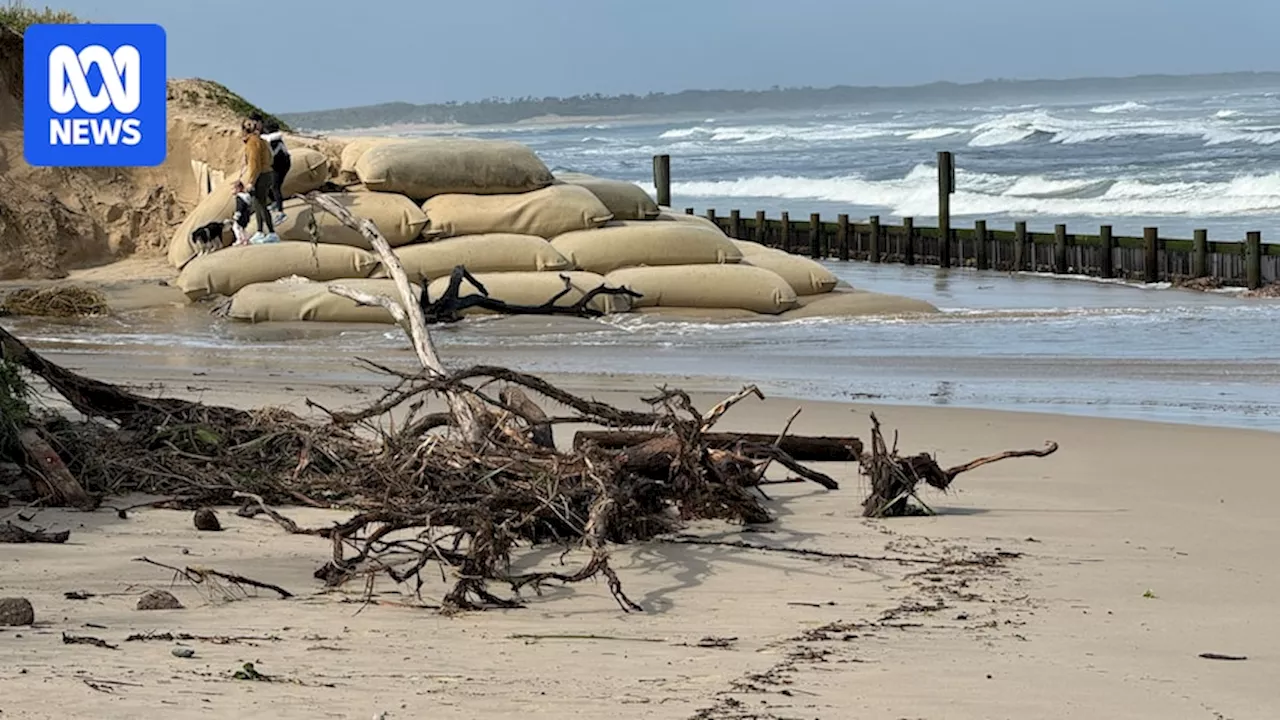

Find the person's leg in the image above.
[
  {"left": 251, "top": 172, "right": 274, "bottom": 236},
  {"left": 272, "top": 156, "right": 291, "bottom": 215}
]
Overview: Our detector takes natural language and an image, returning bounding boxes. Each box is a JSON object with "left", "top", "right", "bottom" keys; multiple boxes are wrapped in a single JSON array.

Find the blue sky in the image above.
[{"left": 41, "top": 0, "right": 1280, "bottom": 112}]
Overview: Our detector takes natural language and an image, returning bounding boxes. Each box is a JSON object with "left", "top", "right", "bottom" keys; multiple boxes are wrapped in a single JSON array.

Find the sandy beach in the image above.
[{"left": 1, "top": 338, "right": 1275, "bottom": 719}]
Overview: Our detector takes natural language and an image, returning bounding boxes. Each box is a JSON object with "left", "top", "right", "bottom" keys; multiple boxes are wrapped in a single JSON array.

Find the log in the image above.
[
  {"left": 574, "top": 430, "right": 862, "bottom": 461},
  {"left": 499, "top": 386, "right": 554, "bottom": 450},
  {"left": 19, "top": 427, "right": 94, "bottom": 510}
]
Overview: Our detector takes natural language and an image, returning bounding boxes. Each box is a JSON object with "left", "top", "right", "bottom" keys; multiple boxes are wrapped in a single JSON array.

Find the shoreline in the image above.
[{"left": 1, "top": 366, "right": 1276, "bottom": 718}]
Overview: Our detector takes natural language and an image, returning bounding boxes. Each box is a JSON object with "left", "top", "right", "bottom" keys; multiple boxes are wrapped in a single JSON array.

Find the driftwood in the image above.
[
  {"left": 574, "top": 430, "right": 863, "bottom": 461},
  {"left": 0, "top": 521, "right": 69, "bottom": 543},
  {"left": 18, "top": 427, "right": 93, "bottom": 509},
  {"left": 420, "top": 265, "right": 641, "bottom": 325},
  {"left": 860, "top": 412, "right": 1058, "bottom": 517}
]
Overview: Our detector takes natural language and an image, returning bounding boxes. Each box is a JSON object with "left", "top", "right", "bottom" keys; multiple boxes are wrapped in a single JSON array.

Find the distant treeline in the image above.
[{"left": 279, "top": 72, "right": 1280, "bottom": 131}]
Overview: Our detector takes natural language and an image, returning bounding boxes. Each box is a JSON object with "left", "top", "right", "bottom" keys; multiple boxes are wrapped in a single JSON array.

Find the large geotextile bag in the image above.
[
  {"left": 780, "top": 288, "right": 939, "bottom": 319},
  {"left": 224, "top": 278, "right": 420, "bottom": 324},
  {"left": 605, "top": 264, "right": 798, "bottom": 314},
  {"left": 338, "top": 136, "right": 404, "bottom": 174},
  {"left": 656, "top": 210, "right": 724, "bottom": 233},
  {"left": 733, "top": 240, "right": 839, "bottom": 296},
  {"left": 424, "top": 270, "right": 630, "bottom": 316},
  {"left": 282, "top": 147, "right": 330, "bottom": 196},
  {"left": 175, "top": 242, "right": 378, "bottom": 300},
  {"left": 385, "top": 234, "right": 572, "bottom": 284},
  {"left": 354, "top": 137, "right": 555, "bottom": 198},
  {"left": 278, "top": 192, "right": 428, "bottom": 249},
  {"left": 554, "top": 172, "right": 660, "bottom": 221},
  {"left": 421, "top": 185, "right": 612, "bottom": 239},
  {"left": 550, "top": 220, "right": 743, "bottom": 275}
]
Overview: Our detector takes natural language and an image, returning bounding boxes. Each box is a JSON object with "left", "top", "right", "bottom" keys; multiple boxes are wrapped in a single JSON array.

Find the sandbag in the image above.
[
  {"left": 550, "top": 221, "right": 743, "bottom": 275},
  {"left": 630, "top": 307, "right": 764, "bottom": 321},
  {"left": 282, "top": 146, "right": 330, "bottom": 196},
  {"left": 555, "top": 172, "right": 660, "bottom": 221},
  {"left": 278, "top": 192, "right": 428, "bottom": 248},
  {"left": 224, "top": 278, "right": 420, "bottom": 324},
  {"left": 734, "top": 241, "right": 839, "bottom": 296},
  {"left": 386, "top": 234, "right": 572, "bottom": 283},
  {"left": 657, "top": 210, "right": 724, "bottom": 233},
  {"left": 337, "top": 136, "right": 404, "bottom": 175},
  {"left": 167, "top": 181, "right": 237, "bottom": 269},
  {"left": 605, "top": 264, "right": 798, "bottom": 315},
  {"left": 421, "top": 185, "right": 612, "bottom": 239},
  {"left": 355, "top": 137, "right": 555, "bottom": 199},
  {"left": 780, "top": 288, "right": 939, "bottom": 319},
  {"left": 424, "top": 270, "right": 630, "bottom": 316},
  {"left": 175, "top": 242, "right": 378, "bottom": 300}
]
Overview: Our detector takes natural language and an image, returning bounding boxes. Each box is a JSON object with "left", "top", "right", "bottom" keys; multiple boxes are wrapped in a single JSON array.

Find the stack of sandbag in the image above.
[
  {"left": 175, "top": 243, "right": 378, "bottom": 300},
  {"left": 222, "top": 277, "right": 420, "bottom": 324}
]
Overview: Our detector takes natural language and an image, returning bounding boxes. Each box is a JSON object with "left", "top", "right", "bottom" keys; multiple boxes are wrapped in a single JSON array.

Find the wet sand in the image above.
[{"left": 0, "top": 343, "right": 1276, "bottom": 719}]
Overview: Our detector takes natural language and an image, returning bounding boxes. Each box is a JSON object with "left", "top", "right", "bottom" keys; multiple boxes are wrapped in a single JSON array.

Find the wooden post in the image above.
[
  {"left": 868, "top": 215, "right": 882, "bottom": 263},
  {"left": 728, "top": 210, "right": 742, "bottom": 239},
  {"left": 1054, "top": 224, "right": 1068, "bottom": 274},
  {"left": 903, "top": 217, "right": 916, "bottom": 266},
  {"left": 808, "top": 213, "right": 822, "bottom": 259},
  {"left": 780, "top": 211, "right": 791, "bottom": 254},
  {"left": 974, "top": 220, "right": 988, "bottom": 270},
  {"left": 1246, "top": 231, "right": 1262, "bottom": 290},
  {"left": 1100, "top": 225, "right": 1114, "bottom": 278},
  {"left": 754, "top": 210, "right": 766, "bottom": 246},
  {"left": 937, "top": 151, "right": 954, "bottom": 268},
  {"left": 706, "top": 208, "right": 717, "bottom": 231},
  {"left": 1143, "top": 227, "right": 1159, "bottom": 283},
  {"left": 836, "top": 214, "right": 850, "bottom": 261},
  {"left": 1192, "top": 229, "right": 1208, "bottom": 278},
  {"left": 1013, "top": 221, "right": 1027, "bottom": 271},
  {"left": 684, "top": 207, "right": 694, "bottom": 215},
  {"left": 652, "top": 154, "right": 671, "bottom": 207}
]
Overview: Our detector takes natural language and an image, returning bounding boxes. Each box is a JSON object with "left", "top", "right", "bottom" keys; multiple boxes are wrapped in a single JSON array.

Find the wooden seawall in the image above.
[{"left": 652, "top": 154, "right": 1279, "bottom": 289}]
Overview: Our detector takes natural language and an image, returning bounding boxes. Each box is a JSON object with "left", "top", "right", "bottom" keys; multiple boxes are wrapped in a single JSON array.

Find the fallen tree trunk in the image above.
[
  {"left": 574, "top": 430, "right": 863, "bottom": 461},
  {"left": 18, "top": 427, "right": 94, "bottom": 510}
]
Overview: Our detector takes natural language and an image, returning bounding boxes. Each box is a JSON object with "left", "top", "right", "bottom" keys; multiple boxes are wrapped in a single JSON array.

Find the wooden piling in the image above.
[
  {"left": 754, "top": 210, "right": 766, "bottom": 245},
  {"left": 652, "top": 155, "right": 671, "bottom": 207},
  {"left": 974, "top": 220, "right": 988, "bottom": 270},
  {"left": 1054, "top": 224, "right": 1068, "bottom": 274},
  {"left": 1246, "top": 231, "right": 1262, "bottom": 290},
  {"left": 706, "top": 208, "right": 717, "bottom": 230},
  {"left": 869, "top": 215, "right": 882, "bottom": 263},
  {"left": 836, "top": 213, "right": 850, "bottom": 262},
  {"left": 1100, "top": 225, "right": 1114, "bottom": 278},
  {"left": 903, "top": 217, "right": 916, "bottom": 265},
  {"left": 1192, "top": 229, "right": 1208, "bottom": 278},
  {"left": 809, "top": 213, "right": 822, "bottom": 259},
  {"left": 780, "top": 211, "right": 791, "bottom": 253},
  {"left": 728, "top": 210, "right": 741, "bottom": 240},
  {"left": 1143, "top": 227, "right": 1159, "bottom": 283},
  {"left": 1013, "top": 221, "right": 1027, "bottom": 271},
  {"left": 937, "top": 151, "right": 954, "bottom": 268},
  {"left": 684, "top": 208, "right": 694, "bottom": 215}
]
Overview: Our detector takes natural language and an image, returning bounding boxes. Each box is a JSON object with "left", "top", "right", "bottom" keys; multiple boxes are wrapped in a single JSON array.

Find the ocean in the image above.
[
  {"left": 441, "top": 87, "right": 1280, "bottom": 241},
  {"left": 15, "top": 87, "right": 1280, "bottom": 432}
]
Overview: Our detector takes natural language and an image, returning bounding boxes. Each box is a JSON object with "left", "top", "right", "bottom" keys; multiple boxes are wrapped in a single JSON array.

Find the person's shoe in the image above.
[
  {"left": 273, "top": 211, "right": 288, "bottom": 225},
  {"left": 248, "top": 232, "right": 266, "bottom": 244},
  {"left": 262, "top": 232, "right": 281, "bottom": 244}
]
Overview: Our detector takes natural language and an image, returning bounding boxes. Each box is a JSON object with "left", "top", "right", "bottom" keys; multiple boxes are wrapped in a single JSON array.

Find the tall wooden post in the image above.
[
  {"left": 684, "top": 208, "right": 694, "bottom": 215},
  {"left": 868, "top": 215, "right": 882, "bottom": 263},
  {"left": 1013, "top": 221, "right": 1027, "bottom": 271},
  {"left": 903, "top": 217, "right": 916, "bottom": 266},
  {"left": 1246, "top": 231, "right": 1262, "bottom": 290},
  {"left": 728, "top": 210, "right": 741, "bottom": 240},
  {"left": 974, "top": 220, "right": 988, "bottom": 270},
  {"left": 836, "top": 213, "right": 850, "bottom": 261},
  {"left": 808, "top": 213, "right": 822, "bottom": 259},
  {"left": 1143, "top": 227, "right": 1159, "bottom": 283},
  {"left": 1100, "top": 225, "right": 1114, "bottom": 278},
  {"left": 754, "top": 210, "right": 767, "bottom": 246},
  {"left": 1192, "top": 229, "right": 1208, "bottom": 278},
  {"left": 937, "top": 151, "right": 954, "bottom": 268},
  {"left": 652, "top": 154, "right": 671, "bottom": 207},
  {"left": 780, "top": 211, "right": 791, "bottom": 254},
  {"left": 1054, "top": 224, "right": 1068, "bottom": 274},
  {"left": 706, "top": 208, "right": 717, "bottom": 231}
]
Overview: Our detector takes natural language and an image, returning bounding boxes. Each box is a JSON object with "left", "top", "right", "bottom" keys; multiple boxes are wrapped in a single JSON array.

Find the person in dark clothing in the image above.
[
  {"left": 261, "top": 120, "right": 292, "bottom": 224},
  {"left": 240, "top": 118, "right": 278, "bottom": 243},
  {"left": 230, "top": 179, "right": 253, "bottom": 245}
]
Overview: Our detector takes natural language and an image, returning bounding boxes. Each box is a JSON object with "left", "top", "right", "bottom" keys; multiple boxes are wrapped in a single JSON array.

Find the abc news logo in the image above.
[{"left": 24, "top": 23, "right": 167, "bottom": 168}]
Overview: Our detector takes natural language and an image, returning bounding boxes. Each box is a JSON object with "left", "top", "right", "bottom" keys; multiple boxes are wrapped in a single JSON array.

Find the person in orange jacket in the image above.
[{"left": 238, "top": 118, "right": 279, "bottom": 244}]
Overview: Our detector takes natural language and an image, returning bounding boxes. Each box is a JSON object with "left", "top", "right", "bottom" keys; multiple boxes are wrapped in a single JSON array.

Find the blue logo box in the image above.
[{"left": 23, "top": 23, "right": 167, "bottom": 167}]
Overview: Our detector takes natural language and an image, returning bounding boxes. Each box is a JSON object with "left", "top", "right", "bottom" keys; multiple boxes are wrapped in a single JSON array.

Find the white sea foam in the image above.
[{"left": 1090, "top": 101, "right": 1149, "bottom": 114}]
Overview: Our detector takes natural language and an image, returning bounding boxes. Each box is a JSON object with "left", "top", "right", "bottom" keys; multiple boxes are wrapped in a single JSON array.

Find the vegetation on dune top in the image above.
[
  {"left": 0, "top": 2, "right": 79, "bottom": 32},
  {"left": 167, "top": 78, "right": 292, "bottom": 132}
]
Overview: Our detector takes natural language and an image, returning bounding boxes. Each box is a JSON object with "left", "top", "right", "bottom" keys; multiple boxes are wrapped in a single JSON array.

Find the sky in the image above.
[{"left": 37, "top": 0, "right": 1280, "bottom": 113}]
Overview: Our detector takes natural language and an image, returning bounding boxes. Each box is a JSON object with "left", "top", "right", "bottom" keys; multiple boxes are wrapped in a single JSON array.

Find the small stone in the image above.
[
  {"left": 137, "top": 589, "right": 183, "bottom": 611},
  {"left": 171, "top": 646, "right": 195, "bottom": 658},
  {"left": 0, "top": 597, "right": 35, "bottom": 626},
  {"left": 193, "top": 508, "right": 221, "bottom": 532}
]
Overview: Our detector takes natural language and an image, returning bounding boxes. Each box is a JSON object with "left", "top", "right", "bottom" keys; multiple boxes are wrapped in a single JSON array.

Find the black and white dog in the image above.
[{"left": 190, "top": 220, "right": 228, "bottom": 256}]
